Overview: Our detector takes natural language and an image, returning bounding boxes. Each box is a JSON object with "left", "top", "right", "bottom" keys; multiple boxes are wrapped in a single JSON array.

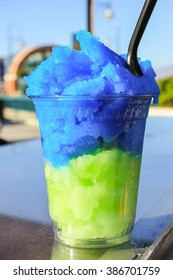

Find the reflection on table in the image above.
[{"left": 0, "top": 215, "right": 145, "bottom": 260}]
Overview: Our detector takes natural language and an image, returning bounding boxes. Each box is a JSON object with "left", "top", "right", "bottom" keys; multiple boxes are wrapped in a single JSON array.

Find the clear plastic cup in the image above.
[{"left": 31, "top": 95, "right": 152, "bottom": 248}]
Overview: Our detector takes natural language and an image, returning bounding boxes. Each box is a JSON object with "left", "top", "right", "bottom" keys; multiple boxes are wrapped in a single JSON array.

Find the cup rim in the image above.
[{"left": 29, "top": 94, "right": 154, "bottom": 100}]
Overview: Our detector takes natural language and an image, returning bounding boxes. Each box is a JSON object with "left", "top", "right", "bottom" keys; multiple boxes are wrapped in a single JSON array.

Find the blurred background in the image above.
[
  {"left": 0, "top": 0, "right": 173, "bottom": 98},
  {"left": 0, "top": 0, "right": 173, "bottom": 141}
]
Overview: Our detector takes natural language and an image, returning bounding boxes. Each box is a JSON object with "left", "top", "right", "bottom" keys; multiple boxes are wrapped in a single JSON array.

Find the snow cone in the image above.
[{"left": 26, "top": 31, "right": 160, "bottom": 248}]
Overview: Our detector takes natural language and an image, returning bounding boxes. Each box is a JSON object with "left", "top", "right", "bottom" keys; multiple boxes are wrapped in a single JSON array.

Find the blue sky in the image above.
[{"left": 0, "top": 0, "right": 173, "bottom": 70}]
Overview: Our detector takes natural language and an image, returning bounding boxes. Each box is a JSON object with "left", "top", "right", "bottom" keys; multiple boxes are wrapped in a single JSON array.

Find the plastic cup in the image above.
[{"left": 31, "top": 95, "right": 152, "bottom": 248}]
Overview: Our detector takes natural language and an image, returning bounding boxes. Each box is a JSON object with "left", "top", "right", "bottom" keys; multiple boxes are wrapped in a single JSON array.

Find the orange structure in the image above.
[{"left": 4, "top": 45, "right": 54, "bottom": 96}]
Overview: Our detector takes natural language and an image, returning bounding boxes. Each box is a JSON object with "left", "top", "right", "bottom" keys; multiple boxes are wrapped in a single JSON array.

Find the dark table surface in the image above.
[
  {"left": 0, "top": 215, "right": 147, "bottom": 260},
  {"left": 1, "top": 215, "right": 173, "bottom": 260}
]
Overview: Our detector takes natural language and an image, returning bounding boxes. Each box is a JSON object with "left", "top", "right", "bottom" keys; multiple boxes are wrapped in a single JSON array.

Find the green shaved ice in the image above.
[{"left": 45, "top": 148, "right": 141, "bottom": 245}]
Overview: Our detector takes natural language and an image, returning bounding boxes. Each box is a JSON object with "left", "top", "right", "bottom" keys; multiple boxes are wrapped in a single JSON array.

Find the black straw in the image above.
[{"left": 126, "top": 0, "right": 157, "bottom": 76}]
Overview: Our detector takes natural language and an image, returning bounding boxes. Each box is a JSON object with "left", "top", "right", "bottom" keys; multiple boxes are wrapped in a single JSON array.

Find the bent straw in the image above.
[{"left": 126, "top": 0, "right": 157, "bottom": 76}]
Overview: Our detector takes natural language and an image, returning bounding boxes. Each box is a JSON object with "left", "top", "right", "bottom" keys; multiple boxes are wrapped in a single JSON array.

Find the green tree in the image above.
[{"left": 158, "top": 76, "right": 173, "bottom": 106}]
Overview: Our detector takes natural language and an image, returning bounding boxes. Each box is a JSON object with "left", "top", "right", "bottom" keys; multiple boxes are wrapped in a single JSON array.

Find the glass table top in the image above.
[{"left": 0, "top": 215, "right": 146, "bottom": 260}]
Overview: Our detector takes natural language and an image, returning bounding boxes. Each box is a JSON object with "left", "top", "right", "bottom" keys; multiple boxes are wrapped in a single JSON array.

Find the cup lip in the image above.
[{"left": 29, "top": 94, "right": 154, "bottom": 100}]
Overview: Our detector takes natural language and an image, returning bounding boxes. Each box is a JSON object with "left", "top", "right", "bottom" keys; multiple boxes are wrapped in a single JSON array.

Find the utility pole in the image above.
[{"left": 87, "top": 0, "right": 94, "bottom": 34}]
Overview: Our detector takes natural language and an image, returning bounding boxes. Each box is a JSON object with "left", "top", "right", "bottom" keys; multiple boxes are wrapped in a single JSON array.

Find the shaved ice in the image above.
[
  {"left": 26, "top": 30, "right": 160, "bottom": 248},
  {"left": 26, "top": 30, "right": 159, "bottom": 101}
]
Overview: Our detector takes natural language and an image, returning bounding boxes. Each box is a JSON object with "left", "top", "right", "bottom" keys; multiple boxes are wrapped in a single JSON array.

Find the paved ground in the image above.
[
  {"left": 0, "top": 106, "right": 173, "bottom": 143},
  {"left": 0, "top": 108, "right": 40, "bottom": 143}
]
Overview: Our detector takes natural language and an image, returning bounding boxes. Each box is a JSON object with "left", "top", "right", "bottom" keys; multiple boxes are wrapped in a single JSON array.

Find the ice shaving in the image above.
[
  {"left": 26, "top": 30, "right": 159, "bottom": 100},
  {"left": 25, "top": 30, "right": 160, "bottom": 247}
]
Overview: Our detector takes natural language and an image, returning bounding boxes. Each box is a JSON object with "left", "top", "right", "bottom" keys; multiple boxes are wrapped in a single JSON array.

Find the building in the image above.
[{"left": 4, "top": 46, "right": 54, "bottom": 95}]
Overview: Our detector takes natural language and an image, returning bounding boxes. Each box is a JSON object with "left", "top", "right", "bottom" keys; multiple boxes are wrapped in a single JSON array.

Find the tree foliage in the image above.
[{"left": 158, "top": 76, "right": 173, "bottom": 106}]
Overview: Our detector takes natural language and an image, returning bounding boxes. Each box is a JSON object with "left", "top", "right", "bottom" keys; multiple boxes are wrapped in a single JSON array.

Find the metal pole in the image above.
[{"left": 87, "top": 0, "right": 94, "bottom": 34}]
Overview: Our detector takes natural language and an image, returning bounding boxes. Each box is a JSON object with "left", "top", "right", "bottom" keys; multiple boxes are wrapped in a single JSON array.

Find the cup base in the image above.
[{"left": 53, "top": 230, "right": 131, "bottom": 249}]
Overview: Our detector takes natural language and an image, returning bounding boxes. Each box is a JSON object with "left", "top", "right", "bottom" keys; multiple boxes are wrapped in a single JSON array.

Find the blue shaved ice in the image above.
[
  {"left": 25, "top": 31, "right": 160, "bottom": 167},
  {"left": 26, "top": 30, "right": 160, "bottom": 102}
]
